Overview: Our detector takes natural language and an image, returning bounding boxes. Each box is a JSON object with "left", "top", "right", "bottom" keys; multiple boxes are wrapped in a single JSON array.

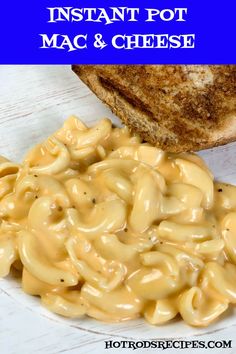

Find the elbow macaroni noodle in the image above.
[{"left": 0, "top": 116, "right": 236, "bottom": 327}]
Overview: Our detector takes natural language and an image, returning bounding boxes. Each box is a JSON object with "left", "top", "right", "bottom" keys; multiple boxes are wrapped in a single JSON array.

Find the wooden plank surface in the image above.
[{"left": 0, "top": 66, "right": 235, "bottom": 354}]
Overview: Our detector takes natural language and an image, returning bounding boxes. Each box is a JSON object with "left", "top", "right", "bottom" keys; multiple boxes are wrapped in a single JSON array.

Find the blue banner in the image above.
[{"left": 0, "top": 0, "right": 235, "bottom": 64}]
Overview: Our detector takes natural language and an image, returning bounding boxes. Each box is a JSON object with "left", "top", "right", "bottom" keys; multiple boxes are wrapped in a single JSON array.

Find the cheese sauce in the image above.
[{"left": 0, "top": 116, "right": 236, "bottom": 327}]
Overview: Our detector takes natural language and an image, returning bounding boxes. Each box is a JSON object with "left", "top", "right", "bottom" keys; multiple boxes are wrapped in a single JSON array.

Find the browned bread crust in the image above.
[{"left": 72, "top": 65, "right": 236, "bottom": 152}]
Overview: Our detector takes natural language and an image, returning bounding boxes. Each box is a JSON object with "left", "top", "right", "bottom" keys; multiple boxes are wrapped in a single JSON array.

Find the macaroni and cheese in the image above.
[{"left": 0, "top": 117, "right": 236, "bottom": 327}]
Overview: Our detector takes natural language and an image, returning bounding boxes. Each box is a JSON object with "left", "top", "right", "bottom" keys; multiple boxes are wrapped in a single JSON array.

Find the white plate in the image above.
[{"left": 0, "top": 66, "right": 235, "bottom": 353}]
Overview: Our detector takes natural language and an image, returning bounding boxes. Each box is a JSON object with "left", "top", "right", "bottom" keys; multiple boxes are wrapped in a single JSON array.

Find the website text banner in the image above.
[{"left": 1, "top": 0, "right": 235, "bottom": 64}]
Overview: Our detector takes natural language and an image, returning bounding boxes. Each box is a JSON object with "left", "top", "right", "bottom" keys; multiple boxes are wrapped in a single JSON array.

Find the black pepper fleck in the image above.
[
  {"left": 58, "top": 206, "right": 63, "bottom": 212},
  {"left": 60, "top": 279, "right": 64, "bottom": 282},
  {"left": 226, "top": 228, "right": 230, "bottom": 231},
  {"left": 84, "top": 192, "right": 87, "bottom": 195},
  {"left": 34, "top": 175, "right": 38, "bottom": 178},
  {"left": 92, "top": 198, "right": 96, "bottom": 204},
  {"left": 218, "top": 188, "right": 223, "bottom": 192},
  {"left": 124, "top": 228, "right": 128, "bottom": 232},
  {"left": 35, "top": 196, "right": 38, "bottom": 199}
]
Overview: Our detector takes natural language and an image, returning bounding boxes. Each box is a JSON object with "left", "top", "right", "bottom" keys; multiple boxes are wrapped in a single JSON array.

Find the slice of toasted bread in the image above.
[{"left": 72, "top": 65, "right": 236, "bottom": 152}]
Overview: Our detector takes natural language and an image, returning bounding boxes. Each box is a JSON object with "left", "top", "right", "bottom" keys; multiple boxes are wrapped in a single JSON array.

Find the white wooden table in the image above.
[{"left": 0, "top": 66, "right": 235, "bottom": 354}]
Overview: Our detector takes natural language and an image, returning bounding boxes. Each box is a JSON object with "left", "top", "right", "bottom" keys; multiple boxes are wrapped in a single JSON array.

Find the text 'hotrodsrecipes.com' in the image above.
[{"left": 104, "top": 339, "right": 232, "bottom": 350}]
